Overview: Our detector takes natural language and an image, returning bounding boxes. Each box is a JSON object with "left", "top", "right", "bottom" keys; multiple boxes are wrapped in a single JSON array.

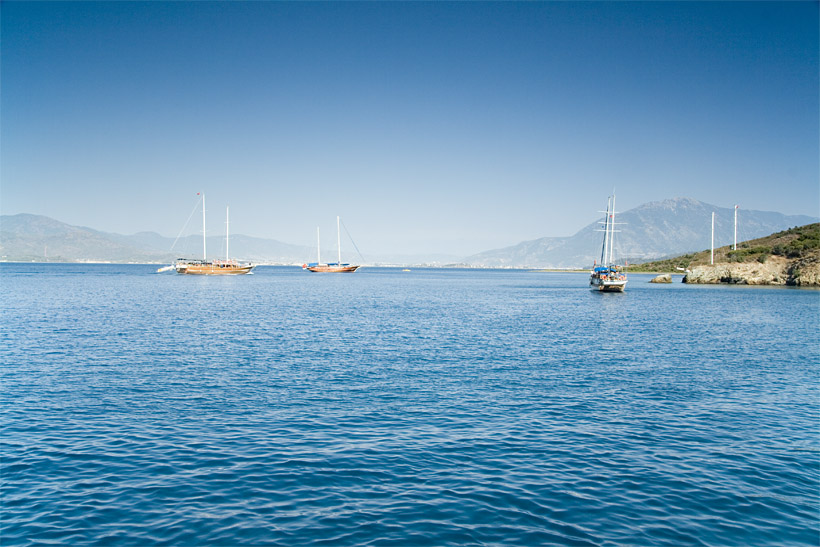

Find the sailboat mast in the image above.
[
  {"left": 609, "top": 194, "right": 617, "bottom": 265},
  {"left": 711, "top": 211, "right": 715, "bottom": 265},
  {"left": 337, "top": 216, "right": 342, "bottom": 265},
  {"left": 733, "top": 205, "right": 738, "bottom": 251},
  {"left": 601, "top": 196, "right": 611, "bottom": 265},
  {"left": 202, "top": 193, "right": 207, "bottom": 261},
  {"left": 317, "top": 227, "right": 321, "bottom": 264},
  {"left": 226, "top": 206, "right": 230, "bottom": 262}
]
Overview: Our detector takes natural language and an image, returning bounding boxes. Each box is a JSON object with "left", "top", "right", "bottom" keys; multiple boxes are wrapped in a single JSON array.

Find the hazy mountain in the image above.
[
  {"left": 0, "top": 214, "right": 172, "bottom": 263},
  {"left": 462, "top": 198, "right": 818, "bottom": 269},
  {"left": 3, "top": 199, "right": 817, "bottom": 267},
  {"left": 0, "top": 214, "right": 462, "bottom": 265},
  {"left": 0, "top": 214, "right": 313, "bottom": 264},
  {"left": 122, "top": 232, "right": 314, "bottom": 264}
]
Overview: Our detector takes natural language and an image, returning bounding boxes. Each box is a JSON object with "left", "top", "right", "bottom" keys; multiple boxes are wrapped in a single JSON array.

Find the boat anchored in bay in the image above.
[
  {"left": 590, "top": 194, "right": 627, "bottom": 292},
  {"left": 159, "top": 193, "right": 254, "bottom": 275},
  {"left": 302, "top": 216, "right": 360, "bottom": 273}
]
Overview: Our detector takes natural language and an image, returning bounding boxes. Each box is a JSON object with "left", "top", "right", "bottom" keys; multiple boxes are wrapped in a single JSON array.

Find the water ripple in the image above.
[{"left": 1, "top": 265, "right": 818, "bottom": 545}]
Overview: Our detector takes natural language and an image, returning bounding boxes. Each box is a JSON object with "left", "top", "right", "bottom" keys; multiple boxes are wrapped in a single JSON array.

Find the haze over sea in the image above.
[{"left": 2, "top": 264, "right": 818, "bottom": 546}]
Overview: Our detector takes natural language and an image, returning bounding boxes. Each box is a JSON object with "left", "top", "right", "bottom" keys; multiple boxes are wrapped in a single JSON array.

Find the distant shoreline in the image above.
[
  {"left": 0, "top": 260, "right": 586, "bottom": 271},
  {"left": 0, "top": 261, "right": 685, "bottom": 276},
  {"left": 0, "top": 260, "right": 547, "bottom": 270},
  {"left": 6, "top": 261, "right": 818, "bottom": 288}
]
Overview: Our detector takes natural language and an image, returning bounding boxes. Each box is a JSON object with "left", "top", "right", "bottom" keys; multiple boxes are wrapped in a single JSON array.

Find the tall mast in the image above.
[
  {"left": 604, "top": 198, "right": 610, "bottom": 265},
  {"left": 609, "top": 194, "right": 617, "bottom": 265},
  {"left": 711, "top": 211, "right": 715, "bottom": 265},
  {"left": 317, "top": 227, "right": 321, "bottom": 264},
  {"left": 733, "top": 205, "right": 738, "bottom": 251},
  {"left": 202, "top": 193, "right": 207, "bottom": 261},
  {"left": 226, "top": 206, "right": 230, "bottom": 262},
  {"left": 337, "top": 216, "right": 342, "bottom": 265},
  {"left": 600, "top": 197, "right": 610, "bottom": 265}
]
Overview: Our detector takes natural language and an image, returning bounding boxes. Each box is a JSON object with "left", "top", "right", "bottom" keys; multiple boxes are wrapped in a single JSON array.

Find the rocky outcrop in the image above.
[
  {"left": 650, "top": 274, "right": 673, "bottom": 283},
  {"left": 683, "top": 256, "right": 820, "bottom": 286},
  {"left": 786, "top": 255, "right": 820, "bottom": 286}
]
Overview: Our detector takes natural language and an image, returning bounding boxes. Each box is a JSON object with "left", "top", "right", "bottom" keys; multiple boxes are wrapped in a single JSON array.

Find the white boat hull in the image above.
[{"left": 590, "top": 277, "right": 627, "bottom": 292}]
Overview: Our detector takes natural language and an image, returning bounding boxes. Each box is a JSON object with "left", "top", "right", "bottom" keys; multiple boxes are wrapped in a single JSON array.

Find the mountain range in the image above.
[
  {"left": 464, "top": 198, "right": 817, "bottom": 268},
  {"left": 1, "top": 198, "right": 817, "bottom": 267},
  {"left": 0, "top": 214, "right": 312, "bottom": 264}
]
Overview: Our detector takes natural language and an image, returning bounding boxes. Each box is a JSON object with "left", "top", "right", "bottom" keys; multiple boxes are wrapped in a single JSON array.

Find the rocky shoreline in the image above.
[{"left": 682, "top": 255, "right": 820, "bottom": 286}]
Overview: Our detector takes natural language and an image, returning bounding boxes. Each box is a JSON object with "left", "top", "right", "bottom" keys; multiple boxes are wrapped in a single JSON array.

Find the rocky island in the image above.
[{"left": 633, "top": 224, "right": 820, "bottom": 287}]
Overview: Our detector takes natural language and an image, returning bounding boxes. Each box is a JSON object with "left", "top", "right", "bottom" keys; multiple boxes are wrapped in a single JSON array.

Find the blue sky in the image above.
[{"left": 2, "top": 1, "right": 817, "bottom": 256}]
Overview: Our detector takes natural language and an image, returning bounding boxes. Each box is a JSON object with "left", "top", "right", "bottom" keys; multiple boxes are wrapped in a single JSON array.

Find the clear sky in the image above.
[{"left": 2, "top": 1, "right": 818, "bottom": 256}]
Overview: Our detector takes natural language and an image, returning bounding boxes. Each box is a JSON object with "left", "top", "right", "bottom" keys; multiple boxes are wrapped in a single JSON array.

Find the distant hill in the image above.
[
  {"left": 0, "top": 214, "right": 312, "bottom": 264},
  {"left": 125, "top": 232, "right": 313, "bottom": 264},
  {"left": 0, "top": 214, "right": 171, "bottom": 263},
  {"left": 462, "top": 198, "right": 818, "bottom": 269},
  {"left": 631, "top": 223, "right": 820, "bottom": 272},
  {"left": 0, "top": 214, "right": 462, "bottom": 265},
  {"left": 3, "top": 201, "right": 818, "bottom": 266}
]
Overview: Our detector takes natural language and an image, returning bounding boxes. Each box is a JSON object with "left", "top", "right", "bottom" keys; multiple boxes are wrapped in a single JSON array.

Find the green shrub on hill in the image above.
[
  {"left": 727, "top": 246, "right": 769, "bottom": 262},
  {"left": 772, "top": 225, "right": 819, "bottom": 258},
  {"left": 632, "top": 223, "right": 819, "bottom": 272}
]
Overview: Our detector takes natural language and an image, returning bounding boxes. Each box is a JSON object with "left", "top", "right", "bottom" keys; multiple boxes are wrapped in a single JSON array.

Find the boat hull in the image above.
[
  {"left": 176, "top": 262, "right": 254, "bottom": 275},
  {"left": 302, "top": 264, "right": 360, "bottom": 273},
  {"left": 590, "top": 271, "right": 627, "bottom": 292},
  {"left": 590, "top": 279, "right": 627, "bottom": 292}
]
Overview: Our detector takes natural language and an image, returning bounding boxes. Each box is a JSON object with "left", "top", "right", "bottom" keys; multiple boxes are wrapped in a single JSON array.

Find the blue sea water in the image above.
[{"left": 1, "top": 263, "right": 818, "bottom": 546}]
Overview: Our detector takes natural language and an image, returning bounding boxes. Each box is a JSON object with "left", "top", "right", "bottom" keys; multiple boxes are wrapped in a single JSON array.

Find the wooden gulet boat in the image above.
[
  {"left": 175, "top": 259, "right": 254, "bottom": 275},
  {"left": 159, "top": 193, "right": 254, "bottom": 275},
  {"left": 590, "top": 194, "right": 627, "bottom": 292},
  {"left": 302, "top": 216, "right": 360, "bottom": 273}
]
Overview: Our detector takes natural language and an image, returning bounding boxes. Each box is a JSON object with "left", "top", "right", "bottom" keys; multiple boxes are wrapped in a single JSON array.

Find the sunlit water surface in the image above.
[{"left": 1, "top": 264, "right": 818, "bottom": 546}]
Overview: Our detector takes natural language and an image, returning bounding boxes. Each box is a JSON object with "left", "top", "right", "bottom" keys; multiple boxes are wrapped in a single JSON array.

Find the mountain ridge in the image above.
[
  {"left": 0, "top": 213, "right": 314, "bottom": 264},
  {"left": 2, "top": 199, "right": 817, "bottom": 266},
  {"left": 632, "top": 222, "right": 819, "bottom": 274},
  {"left": 463, "top": 197, "right": 817, "bottom": 268}
]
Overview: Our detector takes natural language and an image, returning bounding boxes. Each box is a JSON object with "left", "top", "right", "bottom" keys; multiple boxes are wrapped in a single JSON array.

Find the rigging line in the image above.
[
  {"left": 171, "top": 195, "right": 203, "bottom": 251},
  {"left": 340, "top": 219, "right": 366, "bottom": 264}
]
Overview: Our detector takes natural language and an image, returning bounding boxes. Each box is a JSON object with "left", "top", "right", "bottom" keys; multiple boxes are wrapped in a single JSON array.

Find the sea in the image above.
[{"left": 1, "top": 263, "right": 818, "bottom": 546}]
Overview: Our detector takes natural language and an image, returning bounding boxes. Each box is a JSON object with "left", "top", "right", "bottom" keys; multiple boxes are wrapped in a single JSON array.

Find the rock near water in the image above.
[
  {"left": 683, "top": 256, "right": 820, "bottom": 286},
  {"left": 650, "top": 274, "right": 673, "bottom": 283}
]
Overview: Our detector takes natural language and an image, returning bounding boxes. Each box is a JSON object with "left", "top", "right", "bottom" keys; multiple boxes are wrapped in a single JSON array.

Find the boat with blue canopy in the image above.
[
  {"left": 590, "top": 195, "right": 627, "bottom": 292},
  {"left": 302, "top": 216, "right": 360, "bottom": 273}
]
